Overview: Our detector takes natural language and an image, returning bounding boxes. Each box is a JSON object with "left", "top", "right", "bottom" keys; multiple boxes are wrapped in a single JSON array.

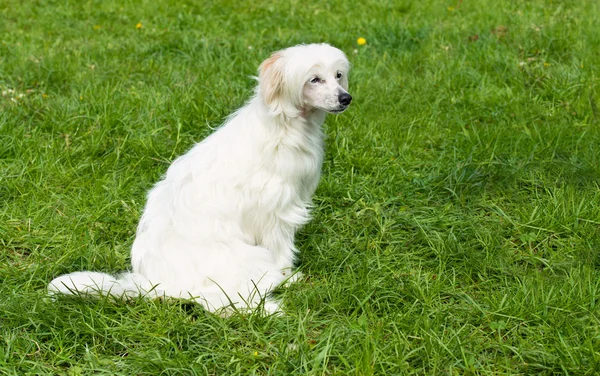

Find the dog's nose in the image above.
[{"left": 338, "top": 93, "right": 352, "bottom": 106}]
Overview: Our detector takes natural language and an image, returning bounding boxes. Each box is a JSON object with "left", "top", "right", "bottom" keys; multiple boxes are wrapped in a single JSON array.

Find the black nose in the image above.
[{"left": 338, "top": 93, "right": 352, "bottom": 106}]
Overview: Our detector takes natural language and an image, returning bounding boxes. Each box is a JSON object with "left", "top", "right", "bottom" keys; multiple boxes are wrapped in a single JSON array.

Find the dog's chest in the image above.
[
  {"left": 279, "top": 142, "right": 322, "bottom": 188},
  {"left": 241, "top": 132, "right": 324, "bottom": 242},
  {"left": 274, "top": 121, "right": 324, "bottom": 191}
]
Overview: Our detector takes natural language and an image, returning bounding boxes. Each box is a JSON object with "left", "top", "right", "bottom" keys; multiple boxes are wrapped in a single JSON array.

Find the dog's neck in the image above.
[
  {"left": 252, "top": 98, "right": 324, "bottom": 132},
  {"left": 300, "top": 107, "right": 327, "bottom": 126},
  {"left": 277, "top": 108, "right": 327, "bottom": 144}
]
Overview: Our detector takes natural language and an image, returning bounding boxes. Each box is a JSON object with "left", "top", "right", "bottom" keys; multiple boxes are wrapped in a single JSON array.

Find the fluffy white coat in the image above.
[{"left": 49, "top": 43, "right": 352, "bottom": 314}]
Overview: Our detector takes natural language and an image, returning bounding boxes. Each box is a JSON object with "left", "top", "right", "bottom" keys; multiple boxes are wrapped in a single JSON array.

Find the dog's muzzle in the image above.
[
  {"left": 327, "top": 92, "right": 352, "bottom": 113},
  {"left": 338, "top": 93, "right": 352, "bottom": 106}
]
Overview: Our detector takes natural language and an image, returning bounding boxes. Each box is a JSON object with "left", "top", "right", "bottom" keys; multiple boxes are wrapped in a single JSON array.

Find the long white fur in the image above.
[{"left": 48, "top": 43, "right": 351, "bottom": 314}]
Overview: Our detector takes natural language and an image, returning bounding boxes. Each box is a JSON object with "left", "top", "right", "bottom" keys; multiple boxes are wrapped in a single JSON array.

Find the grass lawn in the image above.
[{"left": 2, "top": 0, "right": 600, "bottom": 374}]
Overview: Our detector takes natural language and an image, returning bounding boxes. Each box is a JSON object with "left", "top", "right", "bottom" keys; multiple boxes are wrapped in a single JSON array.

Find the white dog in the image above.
[{"left": 49, "top": 43, "right": 352, "bottom": 314}]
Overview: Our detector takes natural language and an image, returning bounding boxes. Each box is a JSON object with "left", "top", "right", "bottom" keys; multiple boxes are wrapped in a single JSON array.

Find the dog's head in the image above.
[{"left": 258, "top": 43, "right": 351, "bottom": 117}]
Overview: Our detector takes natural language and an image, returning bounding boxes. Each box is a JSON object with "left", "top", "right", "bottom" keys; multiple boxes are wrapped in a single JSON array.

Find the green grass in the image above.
[{"left": 1, "top": 0, "right": 600, "bottom": 374}]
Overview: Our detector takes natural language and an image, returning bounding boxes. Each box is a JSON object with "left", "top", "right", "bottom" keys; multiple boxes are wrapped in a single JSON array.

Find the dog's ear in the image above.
[{"left": 258, "top": 52, "right": 284, "bottom": 108}]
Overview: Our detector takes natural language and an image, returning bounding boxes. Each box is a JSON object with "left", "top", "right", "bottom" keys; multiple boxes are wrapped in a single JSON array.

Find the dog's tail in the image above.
[{"left": 48, "top": 271, "right": 162, "bottom": 299}]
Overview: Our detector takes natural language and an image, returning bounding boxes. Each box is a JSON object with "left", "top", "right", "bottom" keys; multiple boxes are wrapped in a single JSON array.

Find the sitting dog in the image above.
[{"left": 49, "top": 43, "right": 352, "bottom": 314}]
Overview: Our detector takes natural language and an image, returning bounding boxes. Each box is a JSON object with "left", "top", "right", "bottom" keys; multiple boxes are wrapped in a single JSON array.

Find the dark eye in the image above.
[
  {"left": 336, "top": 72, "right": 343, "bottom": 79},
  {"left": 310, "top": 77, "right": 320, "bottom": 84}
]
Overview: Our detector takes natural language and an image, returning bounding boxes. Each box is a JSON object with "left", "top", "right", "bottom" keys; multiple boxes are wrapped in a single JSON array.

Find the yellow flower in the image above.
[
  {"left": 253, "top": 351, "right": 258, "bottom": 356},
  {"left": 136, "top": 22, "right": 143, "bottom": 29},
  {"left": 543, "top": 62, "right": 550, "bottom": 67},
  {"left": 448, "top": 6, "right": 455, "bottom": 11},
  {"left": 93, "top": 25, "right": 101, "bottom": 30},
  {"left": 357, "top": 37, "right": 366, "bottom": 46}
]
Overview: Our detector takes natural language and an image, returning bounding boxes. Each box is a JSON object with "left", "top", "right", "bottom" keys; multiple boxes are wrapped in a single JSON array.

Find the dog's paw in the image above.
[
  {"left": 280, "top": 270, "right": 304, "bottom": 287},
  {"left": 262, "top": 299, "right": 283, "bottom": 316}
]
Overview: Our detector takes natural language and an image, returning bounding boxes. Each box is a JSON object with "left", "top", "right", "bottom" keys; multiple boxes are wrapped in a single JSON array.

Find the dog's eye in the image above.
[
  {"left": 309, "top": 77, "right": 320, "bottom": 84},
  {"left": 336, "top": 72, "right": 343, "bottom": 80}
]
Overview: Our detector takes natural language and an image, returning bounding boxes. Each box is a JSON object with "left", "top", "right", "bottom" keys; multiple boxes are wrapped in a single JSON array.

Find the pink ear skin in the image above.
[{"left": 258, "top": 53, "right": 284, "bottom": 107}]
